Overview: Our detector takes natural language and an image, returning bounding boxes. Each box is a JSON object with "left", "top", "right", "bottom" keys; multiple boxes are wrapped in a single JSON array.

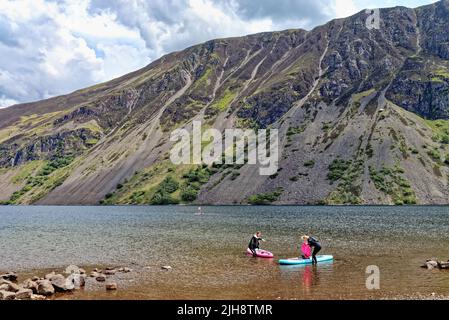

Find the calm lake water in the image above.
[{"left": 1, "top": 206, "right": 449, "bottom": 300}]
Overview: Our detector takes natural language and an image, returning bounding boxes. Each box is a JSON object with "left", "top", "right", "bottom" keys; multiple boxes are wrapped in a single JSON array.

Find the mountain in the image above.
[{"left": 1, "top": 1, "right": 449, "bottom": 205}]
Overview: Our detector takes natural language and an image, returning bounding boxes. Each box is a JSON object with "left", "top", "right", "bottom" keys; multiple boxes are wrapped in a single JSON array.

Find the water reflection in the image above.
[{"left": 279, "top": 262, "right": 334, "bottom": 295}]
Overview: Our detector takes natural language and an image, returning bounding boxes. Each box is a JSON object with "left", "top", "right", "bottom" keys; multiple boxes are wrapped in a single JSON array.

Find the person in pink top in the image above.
[{"left": 300, "top": 237, "right": 312, "bottom": 259}]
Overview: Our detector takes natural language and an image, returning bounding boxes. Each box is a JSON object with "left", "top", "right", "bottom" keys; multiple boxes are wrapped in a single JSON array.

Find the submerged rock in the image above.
[
  {"left": 104, "top": 269, "right": 116, "bottom": 275},
  {"left": 105, "top": 282, "right": 118, "bottom": 291},
  {"left": 96, "top": 275, "right": 106, "bottom": 282}
]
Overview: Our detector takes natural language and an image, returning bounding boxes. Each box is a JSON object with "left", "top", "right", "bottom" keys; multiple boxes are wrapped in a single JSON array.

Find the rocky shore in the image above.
[{"left": 0, "top": 265, "right": 134, "bottom": 300}]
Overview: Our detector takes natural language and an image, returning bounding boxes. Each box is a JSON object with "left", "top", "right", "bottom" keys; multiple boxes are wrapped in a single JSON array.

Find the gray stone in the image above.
[
  {"left": 0, "top": 280, "right": 21, "bottom": 292},
  {"left": 31, "top": 294, "right": 46, "bottom": 300},
  {"left": 76, "top": 274, "right": 86, "bottom": 288},
  {"left": 22, "top": 279, "right": 39, "bottom": 294},
  {"left": 31, "top": 276, "right": 40, "bottom": 282},
  {"left": 161, "top": 266, "right": 172, "bottom": 270},
  {"left": 0, "top": 290, "right": 16, "bottom": 300},
  {"left": 50, "top": 274, "right": 74, "bottom": 292},
  {"left": 9, "top": 282, "right": 21, "bottom": 292},
  {"left": 67, "top": 273, "right": 86, "bottom": 289},
  {"left": 427, "top": 261, "right": 438, "bottom": 270},
  {"left": 15, "top": 289, "right": 33, "bottom": 300},
  {"left": 37, "top": 280, "right": 55, "bottom": 296},
  {"left": 44, "top": 272, "right": 56, "bottom": 280},
  {"left": 0, "top": 272, "right": 18, "bottom": 282}
]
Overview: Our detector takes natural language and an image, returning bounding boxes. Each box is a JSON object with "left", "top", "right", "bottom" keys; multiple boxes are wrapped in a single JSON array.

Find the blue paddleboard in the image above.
[{"left": 279, "top": 255, "right": 334, "bottom": 265}]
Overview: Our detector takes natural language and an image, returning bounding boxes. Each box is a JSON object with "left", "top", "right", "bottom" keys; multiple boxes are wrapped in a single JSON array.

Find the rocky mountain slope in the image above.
[{"left": 1, "top": 1, "right": 449, "bottom": 205}]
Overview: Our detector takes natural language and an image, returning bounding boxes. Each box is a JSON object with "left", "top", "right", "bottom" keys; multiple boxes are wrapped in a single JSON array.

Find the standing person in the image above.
[
  {"left": 302, "top": 235, "right": 322, "bottom": 264},
  {"left": 248, "top": 231, "right": 265, "bottom": 257}
]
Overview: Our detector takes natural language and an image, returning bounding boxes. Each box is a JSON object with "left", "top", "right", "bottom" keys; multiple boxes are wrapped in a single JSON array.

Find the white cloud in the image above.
[
  {"left": 0, "top": 0, "right": 437, "bottom": 108},
  {"left": 0, "top": 95, "right": 19, "bottom": 109},
  {"left": 0, "top": 0, "right": 151, "bottom": 107},
  {"left": 333, "top": 0, "right": 359, "bottom": 18}
]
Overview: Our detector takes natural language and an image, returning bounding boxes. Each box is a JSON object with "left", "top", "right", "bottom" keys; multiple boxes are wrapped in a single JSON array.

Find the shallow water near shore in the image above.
[{"left": 1, "top": 205, "right": 449, "bottom": 300}]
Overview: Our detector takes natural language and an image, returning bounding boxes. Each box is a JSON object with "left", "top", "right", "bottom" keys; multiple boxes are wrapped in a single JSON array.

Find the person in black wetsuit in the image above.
[
  {"left": 248, "top": 231, "right": 265, "bottom": 257},
  {"left": 302, "top": 235, "right": 322, "bottom": 264}
]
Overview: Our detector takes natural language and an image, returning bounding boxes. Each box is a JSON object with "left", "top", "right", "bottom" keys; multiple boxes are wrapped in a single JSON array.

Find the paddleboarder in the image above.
[
  {"left": 248, "top": 231, "right": 265, "bottom": 257},
  {"left": 302, "top": 235, "right": 322, "bottom": 264}
]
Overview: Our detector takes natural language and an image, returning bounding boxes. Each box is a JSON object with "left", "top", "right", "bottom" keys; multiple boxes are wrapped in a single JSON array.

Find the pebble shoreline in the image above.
[
  {"left": 1, "top": 259, "right": 447, "bottom": 300},
  {"left": 0, "top": 266, "right": 135, "bottom": 300}
]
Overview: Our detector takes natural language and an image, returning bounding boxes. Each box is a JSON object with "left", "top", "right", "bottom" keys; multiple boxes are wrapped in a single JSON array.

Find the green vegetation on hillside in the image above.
[
  {"left": 304, "top": 160, "right": 315, "bottom": 168},
  {"left": 3, "top": 155, "right": 75, "bottom": 204},
  {"left": 369, "top": 165, "right": 417, "bottom": 205},
  {"left": 247, "top": 189, "right": 283, "bottom": 205},
  {"left": 193, "top": 67, "right": 213, "bottom": 91},
  {"left": 211, "top": 89, "right": 236, "bottom": 111},
  {"left": 101, "top": 163, "right": 214, "bottom": 205},
  {"left": 150, "top": 176, "right": 180, "bottom": 205},
  {"left": 287, "top": 126, "right": 306, "bottom": 136},
  {"left": 11, "top": 161, "right": 44, "bottom": 184},
  {"left": 425, "top": 119, "right": 449, "bottom": 146},
  {"left": 427, "top": 148, "right": 442, "bottom": 163},
  {"left": 326, "top": 158, "right": 363, "bottom": 205},
  {"left": 327, "top": 159, "right": 352, "bottom": 182}
]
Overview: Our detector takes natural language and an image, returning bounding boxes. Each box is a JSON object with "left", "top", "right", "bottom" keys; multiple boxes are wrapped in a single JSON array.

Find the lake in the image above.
[{"left": 1, "top": 206, "right": 448, "bottom": 300}]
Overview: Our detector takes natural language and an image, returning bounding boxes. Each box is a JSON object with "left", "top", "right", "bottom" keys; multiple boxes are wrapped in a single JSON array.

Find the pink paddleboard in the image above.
[{"left": 246, "top": 248, "right": 274, "bottom": 259}]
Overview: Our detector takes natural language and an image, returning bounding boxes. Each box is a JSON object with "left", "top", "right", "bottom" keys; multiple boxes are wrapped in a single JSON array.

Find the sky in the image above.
[{"left": 0, "top": 0, "right": 438, "bottom": 108}]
